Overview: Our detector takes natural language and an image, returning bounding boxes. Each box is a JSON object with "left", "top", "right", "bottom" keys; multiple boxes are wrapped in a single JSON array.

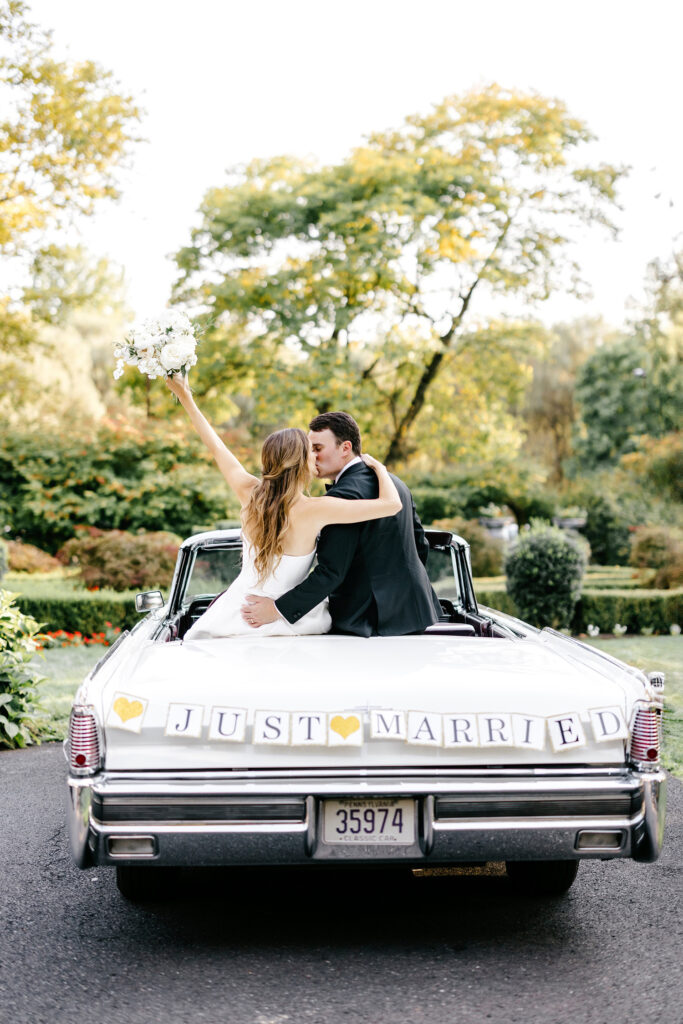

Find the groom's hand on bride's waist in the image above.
[{"left": 241, "top": 594, "right": 281, "bottom": 627}]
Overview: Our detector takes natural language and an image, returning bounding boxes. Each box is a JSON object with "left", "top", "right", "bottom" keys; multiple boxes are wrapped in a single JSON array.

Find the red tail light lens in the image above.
[
  {"left": 629, "top": 706, "right": 661, "bottom": 765},
  {"left": 68, "top": 707, "right": 101, "bottom": 774}
]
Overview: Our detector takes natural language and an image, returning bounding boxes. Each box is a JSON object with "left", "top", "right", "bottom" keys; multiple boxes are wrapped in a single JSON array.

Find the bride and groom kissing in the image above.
[{"left": 166, "top": 374, "right": 441, "bottom": 639}]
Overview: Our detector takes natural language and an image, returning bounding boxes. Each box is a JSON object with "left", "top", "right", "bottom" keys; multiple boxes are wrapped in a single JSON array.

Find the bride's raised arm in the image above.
[
  {"left": 165, "top": 374, "right": 258, "bottom": 506},
  {"left": 310, "top": 453, "right": 402, "bottom": 529}
]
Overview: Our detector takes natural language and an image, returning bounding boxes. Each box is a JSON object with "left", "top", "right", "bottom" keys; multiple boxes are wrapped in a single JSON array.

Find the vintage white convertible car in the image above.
[{"left": 66, "top": 529, "right": 666, "bottom": 900}]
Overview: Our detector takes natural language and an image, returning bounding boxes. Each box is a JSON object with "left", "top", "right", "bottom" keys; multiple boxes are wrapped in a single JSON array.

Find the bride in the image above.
[{"left": 165, "top": 374, "right": 402, "bottom": 637}]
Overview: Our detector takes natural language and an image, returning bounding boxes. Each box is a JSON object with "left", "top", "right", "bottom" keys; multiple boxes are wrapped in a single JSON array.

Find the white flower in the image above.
[
  {"left": 159, "top": 341, "right": 194, "bottom": 372},
  {"left": 113, "top": 359, "right": 125, "bottom": 380},
  {"left": 613, "top": 623, "right": 627, "bottom": 636},
  {"left": 670, "top": 623, "right": 681, "bottom": 636},
  {"left": 587, "top": 624, "right": 600, "bottom": 637}
]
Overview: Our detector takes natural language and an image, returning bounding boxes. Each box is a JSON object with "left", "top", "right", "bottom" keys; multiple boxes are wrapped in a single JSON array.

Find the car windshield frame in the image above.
[{"left": 169, "top": 530, "right": 475, "bottom": 616}]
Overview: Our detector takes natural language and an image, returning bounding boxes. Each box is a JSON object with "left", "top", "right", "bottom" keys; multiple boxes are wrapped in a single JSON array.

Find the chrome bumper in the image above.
[{"left": 67, "top": 767, "right": 666, "bottom": 869}]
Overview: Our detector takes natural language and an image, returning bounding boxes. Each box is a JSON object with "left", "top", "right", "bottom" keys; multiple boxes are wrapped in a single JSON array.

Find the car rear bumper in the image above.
[{"left": 68, "top": 767, "right": 666, "bottom": 869}]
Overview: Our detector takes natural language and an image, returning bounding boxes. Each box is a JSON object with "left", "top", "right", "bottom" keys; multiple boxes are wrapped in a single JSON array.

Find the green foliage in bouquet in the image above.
[
  {"left": 505, "top": 521, "right": 587, "bottom": 629},
  {"left": 58, "top": 529, "right": 181, "bottom": 592},
  {"left": 0, "top": 589, "right": 46, "bottom": 748}
]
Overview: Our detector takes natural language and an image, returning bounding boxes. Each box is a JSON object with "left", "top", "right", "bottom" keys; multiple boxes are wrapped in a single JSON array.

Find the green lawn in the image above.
[
  {"left": 584, "top": 635, "right": 682, "bottom": 778},
  {"left": 33, "top": 644, "right": 104, "bottom": 739},
  {"left": 32, "top": 635, "right": 682, "bottom": 777}
]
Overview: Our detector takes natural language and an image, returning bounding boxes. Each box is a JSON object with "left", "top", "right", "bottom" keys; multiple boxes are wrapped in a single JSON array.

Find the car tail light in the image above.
[
  {"left": 629, "top": 705, "right": 662, "bottom": 767},
  {"left": 68, "top": 706, "right": 102, "bottom": 775}
]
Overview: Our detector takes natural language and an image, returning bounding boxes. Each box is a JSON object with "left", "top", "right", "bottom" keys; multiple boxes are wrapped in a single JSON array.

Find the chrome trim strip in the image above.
[{"left": 70, "top": 770, "right": 665, "bottom": 868}]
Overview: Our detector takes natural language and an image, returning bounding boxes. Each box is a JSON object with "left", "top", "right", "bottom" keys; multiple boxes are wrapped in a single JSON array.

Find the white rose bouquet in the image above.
[{"left": 113, "top": 311, "right": 198, "bottom": 381}]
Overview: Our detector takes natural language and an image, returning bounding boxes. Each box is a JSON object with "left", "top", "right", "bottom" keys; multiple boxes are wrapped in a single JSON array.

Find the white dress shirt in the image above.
[{"left": 334, "top": 455, "right": 363, "bottom": 483}]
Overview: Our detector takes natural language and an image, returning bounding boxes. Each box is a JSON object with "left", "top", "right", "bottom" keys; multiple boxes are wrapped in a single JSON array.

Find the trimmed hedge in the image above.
[
  {"left": 573, "top": 588, "right": 683, "bottom": 635},
  {"left": 11, "top": 581, "right": 683, "bottom": 638},
  {"left": 475, "top": 588, "right": 517, "bottom": 616},
  {"left": 15, "top": 593, "right": 138, "bottom": 635},
  {"left": 475, "top": 583, "right": 682, "bottom": 634}
]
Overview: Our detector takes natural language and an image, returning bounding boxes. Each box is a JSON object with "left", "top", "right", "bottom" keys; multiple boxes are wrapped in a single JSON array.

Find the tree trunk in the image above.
[{"left": 382, "top": 217, "right": 512, "bottom": 468}]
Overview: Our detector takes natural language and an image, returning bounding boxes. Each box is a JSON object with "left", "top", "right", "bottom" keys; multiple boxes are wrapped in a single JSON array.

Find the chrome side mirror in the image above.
[
  {"left": 647, "top": 671, "right": 665, "bottom": 693},
  {"left": 135, "top": 591, "right": 164, "bottom": 613}
]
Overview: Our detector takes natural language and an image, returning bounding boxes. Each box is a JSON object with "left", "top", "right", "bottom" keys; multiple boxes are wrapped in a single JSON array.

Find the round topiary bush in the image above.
[{"left": 505, "top": 521, "right": 587, "bottom": 629}]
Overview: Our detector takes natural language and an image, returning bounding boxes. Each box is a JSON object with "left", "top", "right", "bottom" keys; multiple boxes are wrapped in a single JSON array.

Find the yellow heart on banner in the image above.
[
  {"left": 113, "top": 697, "right": 144, "bottom": 722},
  {"left": 330, "top": 715, "right": 360, "bottom": 740}
]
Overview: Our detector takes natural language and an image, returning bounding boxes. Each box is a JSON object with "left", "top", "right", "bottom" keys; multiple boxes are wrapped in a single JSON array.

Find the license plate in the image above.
[{"left": 322, "top": 798, "right": 415, "bottom": 845}]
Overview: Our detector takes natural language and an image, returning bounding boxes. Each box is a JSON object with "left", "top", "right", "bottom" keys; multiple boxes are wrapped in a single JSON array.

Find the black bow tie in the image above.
[{"left": 325, "top": 483, "right": 334, "bottom": 492}]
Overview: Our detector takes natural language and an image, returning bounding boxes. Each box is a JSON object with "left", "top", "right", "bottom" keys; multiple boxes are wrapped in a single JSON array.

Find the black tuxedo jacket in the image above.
[{"left": 275, "top": 462, "right": 442, "bottom": 637}]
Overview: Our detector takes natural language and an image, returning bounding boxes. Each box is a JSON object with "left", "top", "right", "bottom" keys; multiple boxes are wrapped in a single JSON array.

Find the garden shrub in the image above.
[
  {"left": 0, "top": 539, "right": 7, "bottom": 582},
  {"left": 407, "top": 465, "right": 559, "bottom": 527},
  {"left": 654, "top": 555, "right": 683, "bottom": 590},
  {"left": 57, "top": 529, "right": 181, "bottom": 592},
  {"left": 0, "top": 589, "right": 46, "bottom": 748},
  {"left": 580, "top": 495, "right": 630, "bottom": 565},
  {"left": 411, "top": 487, "right": 463, "bottom": 524},
  {"left": 430, "top": 516, "right": 504, "bottom": 576},
  {"left": 505, "top": 522, "right": 587, "bottom": 629},
  {"left": 0, "top": 423, "right": 239, "bottom": 552},
  {"left": 629, "top": 525, "right": 682, "bottom": 570},
  {"left": 7, "top": 540, "right": 61, "bottom": 573}
]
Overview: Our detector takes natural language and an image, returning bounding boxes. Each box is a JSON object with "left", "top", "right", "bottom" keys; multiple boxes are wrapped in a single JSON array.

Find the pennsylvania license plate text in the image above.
[{"left": 322, "top": 798, "right": 415, "bottom": 844}]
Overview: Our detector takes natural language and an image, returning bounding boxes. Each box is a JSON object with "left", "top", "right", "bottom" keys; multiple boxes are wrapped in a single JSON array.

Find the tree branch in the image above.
[{"left": 383, "top": 215, "right": 513, "bottom": 467}]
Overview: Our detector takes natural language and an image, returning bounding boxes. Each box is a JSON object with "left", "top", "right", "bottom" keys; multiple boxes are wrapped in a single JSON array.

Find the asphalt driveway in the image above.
[{"left": 1, "top": 744, "right": 681, "bottom": 1024}]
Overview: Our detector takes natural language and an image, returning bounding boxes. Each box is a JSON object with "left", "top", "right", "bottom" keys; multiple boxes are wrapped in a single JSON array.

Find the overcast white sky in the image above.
[{"left": 27, "top": 0, "right": 683, "bottom": 329}]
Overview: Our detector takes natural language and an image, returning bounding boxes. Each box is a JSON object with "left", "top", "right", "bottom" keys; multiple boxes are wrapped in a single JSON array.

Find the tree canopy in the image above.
[
  {"left": 572, "top": 253, "right": 683, "bottom": 469},
  {"left": 0, "top": 0, "right": 141, "bottom": 261},
  {"left": 174, "top": 84, "right": 622, "bottom": 466}
]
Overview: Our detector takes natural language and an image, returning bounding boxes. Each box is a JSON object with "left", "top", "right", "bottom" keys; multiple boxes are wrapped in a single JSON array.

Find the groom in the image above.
[{"left": 241, "top": 411, "right": 442, "bottom": 636}]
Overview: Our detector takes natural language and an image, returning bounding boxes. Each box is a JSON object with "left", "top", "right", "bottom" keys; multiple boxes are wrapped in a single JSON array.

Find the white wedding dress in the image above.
[{"left": 184, "top": 543, "right": 331, "bottom": 639}]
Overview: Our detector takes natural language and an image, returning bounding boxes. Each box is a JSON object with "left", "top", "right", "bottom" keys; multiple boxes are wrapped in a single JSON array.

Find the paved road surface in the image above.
[{"left": 1, "top": 744, "right": 681, "bottom": 1024}]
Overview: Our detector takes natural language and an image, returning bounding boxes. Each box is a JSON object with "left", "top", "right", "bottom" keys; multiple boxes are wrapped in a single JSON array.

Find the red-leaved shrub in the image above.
[
  {"left": 7, "top": 540, "right": 62, "bottom": 573},
  {"left": 57, "top": 529, "right": 181, "bottom": 592}
]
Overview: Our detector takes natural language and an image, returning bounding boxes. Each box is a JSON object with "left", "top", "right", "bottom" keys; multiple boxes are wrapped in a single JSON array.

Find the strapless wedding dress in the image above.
[{"left": 184, "top": 544, "right": 331, "bottom": 639}]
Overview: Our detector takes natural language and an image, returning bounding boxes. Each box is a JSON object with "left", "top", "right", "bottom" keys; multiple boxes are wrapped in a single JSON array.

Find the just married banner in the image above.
[{"left": 107, "top": 693, "right": 629, "bottom": 752}]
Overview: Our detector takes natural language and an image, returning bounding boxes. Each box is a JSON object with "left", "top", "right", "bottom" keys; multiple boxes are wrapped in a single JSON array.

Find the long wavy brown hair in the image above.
[{"left": 241, "top": 428, "right": 311, "bottom": 583}]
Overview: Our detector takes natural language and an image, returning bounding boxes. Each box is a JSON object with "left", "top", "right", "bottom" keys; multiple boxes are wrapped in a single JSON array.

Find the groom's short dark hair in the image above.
[{"left": 309, "top": 411, "right": 361, "bottom": 456}]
